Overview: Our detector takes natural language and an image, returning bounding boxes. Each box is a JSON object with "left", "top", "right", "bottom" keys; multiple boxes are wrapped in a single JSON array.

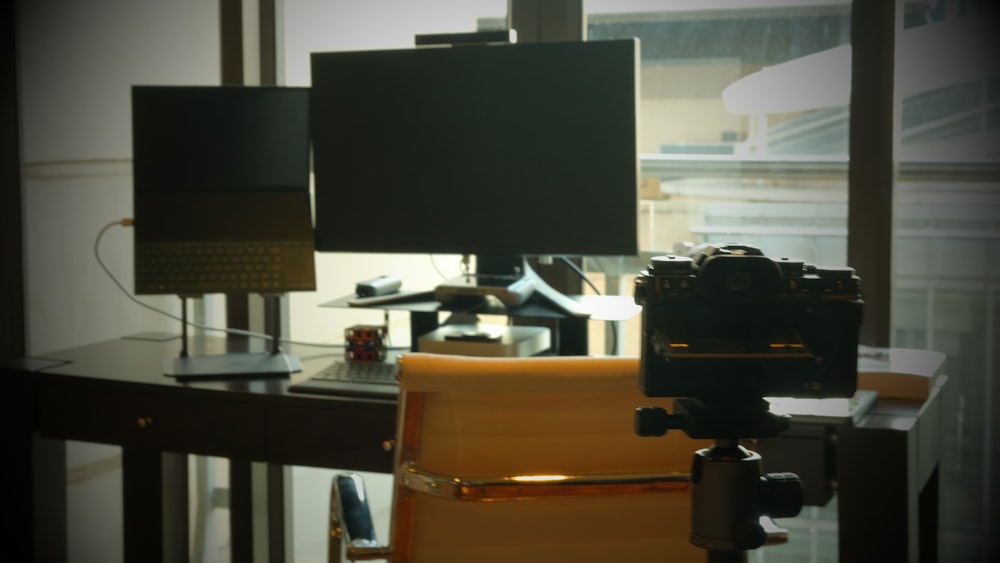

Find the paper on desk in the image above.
[
  {"left": 767, "top": 390, "right": 877, "bottom": 425},
  {"left": 857, "top": 345, "right": 946, "bottom": 401}
]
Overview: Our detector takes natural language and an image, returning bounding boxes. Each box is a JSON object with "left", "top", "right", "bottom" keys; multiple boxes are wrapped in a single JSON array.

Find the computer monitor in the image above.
[
  {"left": 131, "top": 85, "right": 315, "bottom": 297},
  {"left": 309, "top": 39, "right": 639, "bottom": 282}
]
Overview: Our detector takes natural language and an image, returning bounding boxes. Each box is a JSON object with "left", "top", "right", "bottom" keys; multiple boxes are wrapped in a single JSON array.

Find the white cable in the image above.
[
  {"left": 428, "top": 254, "right": 449, "bottom": 280},
  {"left": 557, "top": 256, "right": 620, "bottom": 356},
  {"left": 95, "top": 219, "right": 340, "bottom": 349}
]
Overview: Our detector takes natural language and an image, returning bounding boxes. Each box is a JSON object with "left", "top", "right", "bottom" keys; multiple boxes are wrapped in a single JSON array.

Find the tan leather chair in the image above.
[{"left": 328, "top": 353, "right": 715, "bottom": 563}]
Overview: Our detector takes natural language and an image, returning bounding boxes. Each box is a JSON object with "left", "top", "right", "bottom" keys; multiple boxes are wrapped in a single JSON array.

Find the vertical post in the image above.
[
  {"left": 508, "top": 0, "right": 590, "bottom": 354},
  {"left": 162, "top": 452, "right": 190, "bottom": 563},
  {"left": 179, "top": 296, "right": 189, "bottom": 357},
  {"left": 229, "top": 458, "right": 254, "bottom": 562},
  {"left": 847, "top": 0, "right": 899, "bottom": 348},
  {"left": 3, "top": 4, "right": 34, "bottom": 558},
  {"left": 1, "top": 0, "right": 24, "bottom": 367},
  {"left": 220, "top": 0, "right": 244, "bottom": 86},
  {"left": 220, "top": 0, "right": 251, "bottom": 347},
  {"left": 268, "top": 464, "right": 294, "bottom": 563},
  {"left": 31, "top": 436, "right": 67, "bottom": 563},
  {"left": 837, "top": 425, "right": 917, "bottom": 562},
  {"left": 265, "top": 294, "right": 282, "bottom": 355},
  {"left": 123, "top": 449, "right": 188, "bottom": 563},
  {"left": 509, "top": 0, "right": 584, "bottom": 43},
  {"left": 259, "top": 0, "right": 277, "bottom": 86}
]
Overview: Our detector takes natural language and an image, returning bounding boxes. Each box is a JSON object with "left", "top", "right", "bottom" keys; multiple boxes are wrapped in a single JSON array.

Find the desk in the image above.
[
  {"left": 6, "top": 339, "right": 946, "bottom": 563},
  {"left": 759, "top": 348, "right": 948, "bottom": 563},
  {"left": 6, "top": 335, "right": 396, "bottom": 563}
]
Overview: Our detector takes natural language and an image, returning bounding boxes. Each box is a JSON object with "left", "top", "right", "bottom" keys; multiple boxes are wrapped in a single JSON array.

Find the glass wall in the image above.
[
  {"left": 277, "top": 1, "right": 997, "bottom": 559},
  {"left": 585, "top": 2, "right": 854, "bottom": 560},
  {"left": 891, "top": 8, "right": 999, "bottom": 562},
  {"left": 587, "top": 1, "right": 999, "bottom": 561},
  {"left": 585, "top": 0, "right": 859, "bottom": 361}
]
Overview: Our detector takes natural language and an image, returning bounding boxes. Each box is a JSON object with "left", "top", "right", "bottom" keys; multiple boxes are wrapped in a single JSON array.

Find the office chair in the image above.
[{"left": 328, "top": 353, "right": 717, "bottom": 563}]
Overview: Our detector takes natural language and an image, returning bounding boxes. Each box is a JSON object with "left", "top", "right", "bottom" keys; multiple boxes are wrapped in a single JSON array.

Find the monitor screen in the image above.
[{"left": 309, "top": 39, "right": 639, "bottom": 259}]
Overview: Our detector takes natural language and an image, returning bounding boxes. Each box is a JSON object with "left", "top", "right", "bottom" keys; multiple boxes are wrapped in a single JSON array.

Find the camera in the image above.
[{"left": 633, "top": 244, "right": 863, "bottom": 401}]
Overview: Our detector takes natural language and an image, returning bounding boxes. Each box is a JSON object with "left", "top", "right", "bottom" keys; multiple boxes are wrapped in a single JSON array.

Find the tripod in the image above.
[{"left": 636, "top": 398, "right": 804, "bottom": 563}]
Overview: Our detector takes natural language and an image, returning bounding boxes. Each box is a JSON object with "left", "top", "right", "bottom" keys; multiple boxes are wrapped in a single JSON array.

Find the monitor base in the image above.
[{"left": 165, "top": 352, "right": 301, "bottom": 381}]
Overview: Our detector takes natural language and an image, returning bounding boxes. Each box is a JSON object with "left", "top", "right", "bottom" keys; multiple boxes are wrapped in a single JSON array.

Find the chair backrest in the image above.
[{"left": 384, "top": 352, "right": 712, "bottom": 563}]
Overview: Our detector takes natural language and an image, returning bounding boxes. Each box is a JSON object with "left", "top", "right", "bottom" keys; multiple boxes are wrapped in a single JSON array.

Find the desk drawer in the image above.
[
  {"left": 269, "top": 401, "right": 395, "bottom": 473},
  {"left": 39, "top": 379, "right": 267, "bottom": 459}
]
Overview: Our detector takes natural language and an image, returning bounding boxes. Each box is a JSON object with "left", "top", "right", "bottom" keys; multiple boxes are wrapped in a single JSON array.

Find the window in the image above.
[{"left": 587, "top": 1, "right": 1000, "bottom": 560}]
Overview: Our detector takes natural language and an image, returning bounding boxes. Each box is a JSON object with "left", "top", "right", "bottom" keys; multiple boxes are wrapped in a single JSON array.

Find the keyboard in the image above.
[
  {"left": 288, "top": 360, "right": 399, "bottom": 397},
  {"left": 135, "top": 240, "right": 316, "bottom": 295}
]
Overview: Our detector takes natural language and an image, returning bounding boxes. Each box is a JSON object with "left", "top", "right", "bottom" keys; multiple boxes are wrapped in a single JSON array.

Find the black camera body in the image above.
[{"left": 634, "top": 244, "right": 863, "bottom": 400}]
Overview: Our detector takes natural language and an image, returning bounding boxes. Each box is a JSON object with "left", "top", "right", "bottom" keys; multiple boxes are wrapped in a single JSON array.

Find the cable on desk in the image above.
[
  {"left": 94, "top": 218, "right": 341, "bottom": 349},
  {"left": 558, "top": 256, "right": 620, "bottom": 356}
]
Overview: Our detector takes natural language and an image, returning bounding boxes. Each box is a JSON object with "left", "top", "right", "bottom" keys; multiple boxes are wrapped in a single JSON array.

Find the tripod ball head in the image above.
[
  {"left": 691, "top": 443, "right": 804, "bottom": 552},
  {"left": 760, "top": 471, "right": 805, "bottom": 519}
]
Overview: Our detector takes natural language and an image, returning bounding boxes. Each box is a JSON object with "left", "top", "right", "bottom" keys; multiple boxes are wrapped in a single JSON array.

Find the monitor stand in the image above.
[
  {"left": 522, "top": 260, "right": 590, "bottom": 318},
  {"left": 436, "top": 255, "right": 590, "bottom": 318},
  {"left": 165, "top": 294, "right": 303, "bottom": 380}
]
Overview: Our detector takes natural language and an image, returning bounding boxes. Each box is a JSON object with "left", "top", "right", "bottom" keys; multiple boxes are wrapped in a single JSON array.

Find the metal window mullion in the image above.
[
  {"left": 984, "top": 288, "right": 995, "bottom": 536},
  {"left": 847, "top": 0, "right": 901, "bottom": 348},
  {"left": 509, "top": 0, "right": 583, "bottom": 43}
]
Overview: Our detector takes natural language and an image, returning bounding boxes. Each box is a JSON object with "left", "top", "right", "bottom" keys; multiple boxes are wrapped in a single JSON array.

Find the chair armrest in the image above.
[
  {"left": 329, "top": 474, "right": 391, "bottom": 562},
  {"left": 398, "top": 460, "right": 690, "bottom": 501}
]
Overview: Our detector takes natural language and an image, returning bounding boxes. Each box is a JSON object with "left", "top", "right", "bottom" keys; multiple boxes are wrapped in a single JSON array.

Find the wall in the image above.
[{"left": 19, "top": 0, "right": 220, "bottom": 355}]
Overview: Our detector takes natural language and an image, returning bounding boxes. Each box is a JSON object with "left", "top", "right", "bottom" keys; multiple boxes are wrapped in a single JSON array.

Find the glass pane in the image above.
[
  {"left": 892, "top": 7, "right": 1000, "bottom": 562},
  {"left": 585, "top": 1, "right": 860, "bottom": 560},
  {"left": 585, "top": 0, "right": 855, "bottom": 365},
  {"left": 587, "top": 0, "right": 853, "bottom": 271},
  {"left": 282, "top": 0, "right": 508, "bottom": 86}
]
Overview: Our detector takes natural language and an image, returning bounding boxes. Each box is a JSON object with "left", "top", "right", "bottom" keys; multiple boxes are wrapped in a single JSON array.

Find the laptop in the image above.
[{"left": 131, "top": 85, "right": 315, "bottom": 296}]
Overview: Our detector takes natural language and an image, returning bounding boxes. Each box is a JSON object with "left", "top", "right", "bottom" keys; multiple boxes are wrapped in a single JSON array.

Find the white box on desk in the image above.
[{"left": 418, "top": 324, "right": 551, "bottom": 357}]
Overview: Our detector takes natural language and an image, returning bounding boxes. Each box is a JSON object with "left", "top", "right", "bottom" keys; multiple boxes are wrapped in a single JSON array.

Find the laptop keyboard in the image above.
[
  {"left": 135, "top": 240, "right": 315, "bottom": 295},
  {"left": 288, "top": 360, "right": 399, "bottom": 397}
]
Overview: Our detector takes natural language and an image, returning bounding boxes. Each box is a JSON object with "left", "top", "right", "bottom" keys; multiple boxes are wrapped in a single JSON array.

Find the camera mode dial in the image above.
[{"left": 649, "top": 254, "right": 694, "bottom": 275}]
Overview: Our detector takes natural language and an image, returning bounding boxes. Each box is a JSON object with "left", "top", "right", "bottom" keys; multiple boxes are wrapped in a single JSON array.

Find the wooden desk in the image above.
[
  {"left": 5, "top": 339, "right": 946, "bottom": 563},
  {"left": 6, "top": 334, "right": 396, "bottom": 563},
  {"left": 759, "top": 348, "right": 948, "bottom": 563}
]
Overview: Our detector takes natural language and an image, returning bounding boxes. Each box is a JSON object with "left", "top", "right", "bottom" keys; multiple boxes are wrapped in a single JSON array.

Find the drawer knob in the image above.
[{"left": 136, "top": 416, "right": 154, "bottom": 429}]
